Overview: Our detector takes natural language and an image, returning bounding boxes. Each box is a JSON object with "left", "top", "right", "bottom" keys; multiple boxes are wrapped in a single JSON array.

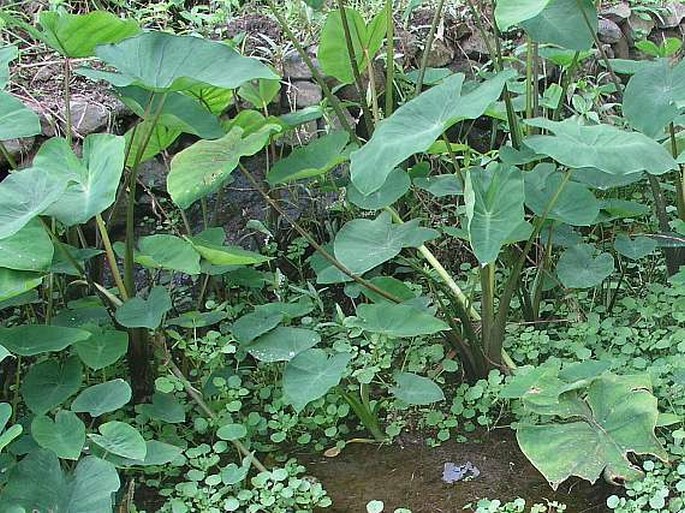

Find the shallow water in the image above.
[{"left": 305, "top": 430, "right": 611, "bottom": 513}]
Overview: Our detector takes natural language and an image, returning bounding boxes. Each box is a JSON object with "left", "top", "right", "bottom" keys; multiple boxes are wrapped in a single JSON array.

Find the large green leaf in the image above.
[
  {"left": 81, "top": 31, "right": 278, "bottom": 92},
  {"left": 74, "top": 329, "right": 128, "bottom": 370},
  {"left": 267, "top": 131, "right": 350, "bottom": 185},
  {"left": 188, "top": 228, "right": 271, "bottom": 266},
  {"left": 31, "top": 410, "right": 85, "bottom": 460},
  {"left": 139, "top": 392, "right": 185, "bottom": 424},
  {"left": 0, "top": 91, "right": 41, "bottom": 140},
  {"left": 232, "top": 311, "right": 283, "bottom": 344},
  {"left": 517, "top": 373, "right": 667, "bottom": 488},
  {"left": 520, "top": 0, "right": 596, "bottom": 50},
  {"left": 333, "top": 212, "right": 439, "bottom": 276},
  {"left": 318, "top": 8, "right": 387, "bottom": 84},
  {"left": 464, "top": 164, "right": 526, "bottom": 264},
  {"left": 0, "top": 219, "right": 53, "bottom": 272},
  {"left": 614, "top": 234, "right": 657, "bottom": 260},
  {"left": 238, "top": 78, "right": 281, "bottom": 110},
  {"left": 115, "top": 286, "right": 172, "bottom": 329},
  {"left": 168, "top": 122, "right": 279, "bottom": 208},
  {"left": 0, "top": 268, "right": 43, "bottom": 302},
  {"left": 117, "top": 85, "right": 223, "bottom": 139},
  {"left": 0, "top": 325, "right": 90, "bottom": 356},
  {"left": 623, "top": 59, "right": 685, "bottom": 138},
  {"left": 39, "top": 11, "right": 140, "bottom": 58},
  {"left": 556, "top": 243, "right": 614, "bottom": 289},
  {"left": 350, "top": 303, "right": 449, "bottom": 337},
  {"left": 135, "top": 234, "right": 201, "bottom": 275},
  {"left": 391, "top": 372, "right": 445, "bottom": 405},
  {"left": 0, "top": 45, "right": 18, "bottom": 89},
  {"left": 88, "top": 421, "right": 146, "bottom": 460},
  {"left": 246, "top": 327, "right": 320, "bottom": 362},
  {"left": 524, "top": 119, "right": 677, "bottom": 175},
  {"left": 495, "top": 0, "right": 552, "bottom": 31},
  {"left": 283, "top": 349, "right": 352, "bottom": 412},
  {"left": 71, "top": 379, "right": 132, "bottom": 417},
  {"left": 524, "top": 164, "right": 599, "bottom": 226},
  {"left": 0, "top": 450, "right": 120, "bottom": 513},
  {"left": 350, "top": 71, "right": 513, "bottom": 194},
  {"left": 35, "top": 134, "right": 126, "bottom": 226},
  {"left": 21, "top": 355, "right": 83, "bottom": 415},
  {"left": 0, "top": 167, "right": 64, "bottom": 240},
  {"left": 347, "top": 167, "right": 411, "bottom": 210}
]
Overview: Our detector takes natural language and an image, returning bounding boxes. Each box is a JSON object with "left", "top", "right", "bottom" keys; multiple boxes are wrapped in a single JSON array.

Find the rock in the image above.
[
  {"left": 424, "top": 39, "right": 454, "bottom": 68},
  {"left": 0, "top": 137, "right": 35, "bottom": 166},
  {"left": 656, "top": 2, "right": 685, "bottom": 28},
  {"left": 138, "top": 158, "right": 167, "bottom": 192},
  {"left": 282, "top": 51, "right": 318, "bottom": 80},
  {"left": 458, "top": 32, "right": 491, "bottom": 61},
  {"left": 288, "top": 81, "right": 322, "bottom": 109},
  {"left": 598, "top": 18, "right": 624, "bottom": 44},
  {"left": 627, "top": 12, "right": 655, "bottom": 37},
  {"left": 600, "top": 2, "right": 631, "bottom": 24},
  {"left": 68, "top": 97, "right": 113, "bottom": 135}
]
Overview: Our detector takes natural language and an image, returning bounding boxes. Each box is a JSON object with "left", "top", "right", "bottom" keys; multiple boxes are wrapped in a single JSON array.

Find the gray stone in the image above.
[
  {"left": 69, "top": 98, "right": 113, "bottom": 135},
  {"left": 656, "top": 2, "right": 685, "bottom": 28},
  {"left": 138, "top": 158, "right": 167, "bottom": 191},
  {"left": 0, "top": 137, "right": 35, "bottom": 165},
  {"left": 282, "top": 51, "right": 319, "bottom": 80},
  {"left": 627, "top": 12, "right": 655, "bottom": 38},
  {"left": 600, "top": 2, "right": 631, "bottom": 24},
  {"left": 598, "top": 17, "right": 624, "bottom": 44},
  {"left": 289, "top": 81, "right": 322, "bottom": 108},
  {"left": 424, "top": 39, "right": 454, "bottom": 68},
  {"left": 458, "top": 32, "right": 491, "bottom": 61}
]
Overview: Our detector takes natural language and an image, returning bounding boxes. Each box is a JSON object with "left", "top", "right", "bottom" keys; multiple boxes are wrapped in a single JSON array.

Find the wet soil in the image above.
[{"left": 304, "top": 430, "right": 611, "bottom": 513}]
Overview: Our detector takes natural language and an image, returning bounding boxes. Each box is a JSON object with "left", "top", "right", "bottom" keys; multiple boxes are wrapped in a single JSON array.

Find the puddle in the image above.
[{"left": 304, "top": 430, "right": 611, "bottom": 512}]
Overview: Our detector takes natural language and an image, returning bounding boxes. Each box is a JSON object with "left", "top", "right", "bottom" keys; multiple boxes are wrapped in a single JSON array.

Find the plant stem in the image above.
[
  {"left": 480, "top": 263, "right": 496, "bottom": 363},
  {"left": 0, "top": 141, "right": 17, "bottom": 169},
  {"left": 384, "top": 0, "right": 394, "bottom": 116},
  {"left": 337, "top": 0, "right": 375, "bottom": 135},
  {"left": 95, "top": 214, "right": 128, "bottom": 301},
  {"left": 669, "top": 122, "right": 685, "bottom": 221},
  {"left": 414, "top": 0, "right": 446, "bottom": 95},
  {"left": 63, "top": 58, "right": 72, "bottom": 145},
  {"left": 266, "top": 0, "right": 359, "bottom": 144}
]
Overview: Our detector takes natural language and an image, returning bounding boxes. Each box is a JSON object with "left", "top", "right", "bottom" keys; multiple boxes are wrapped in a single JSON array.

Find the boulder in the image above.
[{"left": 598, "top": 17, "right": 624, "bottom": 44}]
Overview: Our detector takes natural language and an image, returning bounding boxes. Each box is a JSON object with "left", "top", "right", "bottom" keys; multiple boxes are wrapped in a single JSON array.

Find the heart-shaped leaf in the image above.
[
  {"left": 391, "top": 372, "right": 445, "bottom": 405},
  {"left": 350, "top": 303, "right": 449, "bottom": 337},
  {"left": 556, "top": 243, "right": 614, "bottom": 289},
  {"left": 350, "top": 71, "right": 513, "bottom": 194},
  {"left": 140, "top": 392, "right": 185, "bottom": 424},
  {"left": 115, "top": 287, "right": 172, "bottom": 329},
  {"left": 35, "top": 134, "right": 126, "bottom": 226},
  {"left": 21, "top": 356, "right": 82, "bottom": 415},
  {"left": 71, "top": 379, "right": 132, "bottom": 417},
  {"left": 283, "top": 349, "right": 352, "bottom": 412},
  {"left": 74, "top": 329, "right": 128, "bottom": 370},
  {"left": 135, "top": 234, "right": 201, "bottom": 275},
  {"left": 0, "top": 325, "right": 91, "bottom": 356},
  {"left": 31, "top": 410, "right": 85, "bottom": 460},
  {"left": 88, "top": 421, "right": 146, "bottom": 460},
  {"left": 520, "top": 0, "right": 597, "bottom": 51},
  {"left": 246, "top": 327, "right": 321, "bottom": 362},
  {"left": 495, "top": 0, "right": 553, "bottom": 31},
  {"left": 614, "top": 234, "right": 658, "bottom": 260}
]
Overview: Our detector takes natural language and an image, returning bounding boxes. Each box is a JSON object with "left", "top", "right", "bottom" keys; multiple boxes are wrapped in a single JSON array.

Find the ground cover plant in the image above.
[{"left": 0, "top": 0, "right": 684, "bottom": 511}]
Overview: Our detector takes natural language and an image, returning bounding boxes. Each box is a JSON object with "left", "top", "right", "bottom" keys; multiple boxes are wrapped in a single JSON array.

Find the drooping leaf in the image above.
[
  {"left": 623, "top": 58, "right": 685, "bottom": 138},
  {"left": 360, "top": 276, "right": 417, "bottom": 303},
  {"left": 21, "top": 355, "right": 83, "bottom": 415},
  {"left": 556, "top": 243, "right": 614, "bottom": 289},
  {"left": 71, "top": 379, "right": 132, "bottom": 417},
  {"left": 189, "top": 228, "right": 271, "bottom": 266},
  {"left": 391, "top": 372, "right": 445, "bottom": 405},
  {"left": 0, "top": 325, "right": 90, "bottom": 356},
  {"left": 31, "top": 410, "right": 85, "bottom": 460},
  {"left": 0, "top": 450, "right": 120, "bottom": 513},
  {"left": 347, "top": 167, "right": 411, "bottom": 210},
  {"left": 524, "top": 163, "right": 599, "bottom": 226},
  {"left": 267, "top": 131, "right": 350, "bottom": 185},
  {"left": 103, "top": 440, "right": 183, "bottom": 467},
  {"left": 0, "top": 45, "right": 18, "bottom": 89},
  {"left": 318, "top": 8, "right": 387, "bottom": 84},
  {"left": 350, "top": 71, "right": 513, "bottom": 194},
  {"left": 0, "top": 268, "right": 43, "bottom": 303},
  {"left": 0, "top": 91, "right": 41, "bottom": 140},
  {"left": 334, "top": 212, "right": 439, "bottom": 276},
  {"left": 115, "top": 287, "right": 172, "bottom": 329},
  {"left": 117, "top": 85, "right": 223, "bottom": 139},
  {"left": 74, "top": 329, "right": 128, "bottom": 370},
  {"left": 517, "top": 373, "right": 667, "bottom": 489},
  {"left": 413, "top": 174, "right": 464, "bottom": 197},
  {"left": 168, "top": 122, "right": 280, "bottom": 208},
  {"left": 571, "top": 167, "right": 644, "bottom": 190},
  {"left": 135, "top": 234, "right": 201, "bottom": 275},
  {"left": 246, "top": 327, "right": 321, "bottom": 362},
  {"left": 0, "top": 219, "right": 53, "bottom": 272},
  {"left": 35, "top": 134, "right": 126, "bottom": 226},
  {"left": 520, "top": 0, "right": 597, "bottom": 51},
  {"left": 88, "top": 421, "right": 146, "bottom": 460},
  {"left": 39, "top": 11, "right": 139, "bottom": 58},
  {"left": 464, "top": 164, "right": 526, "bottom": 264},
  {"left": 0, "top": 167, "right": 65, "bottom": 239},
  {"left": 0, "top": 403, "right": 22, "bottom": 454},
  {"left": 232, "top": 311, "right": 283, "bottom": 344},
  {"left": 80, "top": 31, "right": 278, "bottom": 92},
  {"left": 524, "top": 118, "right": 677, "bottom": 175},
  {"left": 614, "top": 234, "right": 658, "bottom": 260},
  {"left": 350, "top": 303, "right": 449, "bottom": 337},
  {"left": 283, "top": 349, "right": 352, "bottom": 411}
]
